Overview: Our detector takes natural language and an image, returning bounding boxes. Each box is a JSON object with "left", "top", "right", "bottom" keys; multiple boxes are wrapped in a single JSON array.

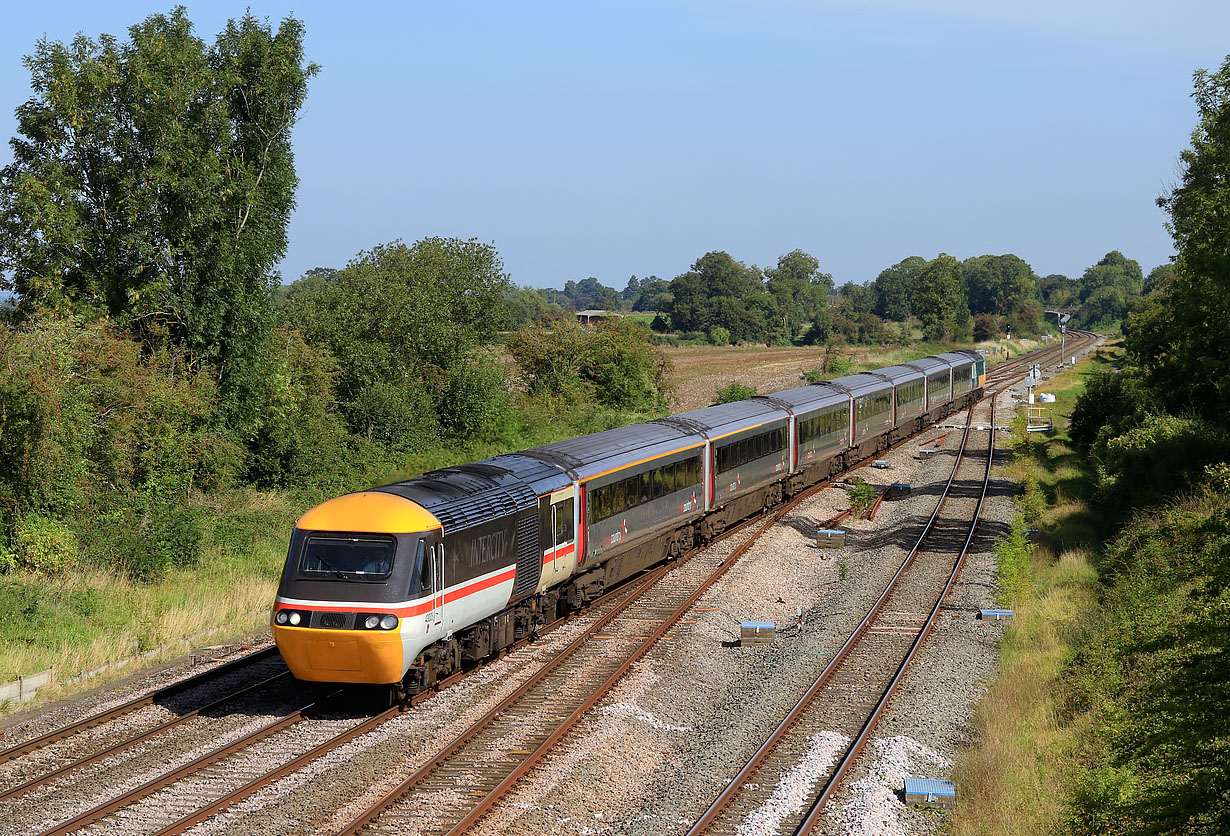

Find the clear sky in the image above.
[{"left": 2, "top": 1, "right": 1227, "bottom": 289}]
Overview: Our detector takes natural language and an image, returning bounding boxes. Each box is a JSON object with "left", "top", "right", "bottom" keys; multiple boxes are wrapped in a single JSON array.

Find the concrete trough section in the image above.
[
  {"left": 815, "top": 528, "right": 845, "bottom": 549},
  {"left": 979, "top": 608, "right": 1014, "bottom": 624},
  {"left": 739, "top": 621, "right": 776, "bottom": 646},
  {"left": 904, "top": 778, "right": 956, "bottom": 809}
]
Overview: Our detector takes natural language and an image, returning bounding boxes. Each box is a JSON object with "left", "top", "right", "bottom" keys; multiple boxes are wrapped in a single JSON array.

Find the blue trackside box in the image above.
[
  {"left": 904, "top": 778, "right": 956, "bottom": 808},
  {"left": 979, "top": 608, "right": 1013, "bottom": 623}
]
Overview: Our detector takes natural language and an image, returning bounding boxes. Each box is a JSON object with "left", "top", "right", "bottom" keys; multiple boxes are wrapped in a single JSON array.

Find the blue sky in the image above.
[{"left": 2, "top": 1, "right": 1227, "bottom": 289}]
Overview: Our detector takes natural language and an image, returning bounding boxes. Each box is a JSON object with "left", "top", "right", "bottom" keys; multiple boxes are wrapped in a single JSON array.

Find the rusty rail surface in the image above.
[{"left": 0, "top": 645, "right": 278, "bottom": 767}]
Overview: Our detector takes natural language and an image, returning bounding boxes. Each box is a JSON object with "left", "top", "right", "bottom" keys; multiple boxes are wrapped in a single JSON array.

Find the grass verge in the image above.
[{"left": 949, "top": 344, "right": 1121, "bottom": 836}]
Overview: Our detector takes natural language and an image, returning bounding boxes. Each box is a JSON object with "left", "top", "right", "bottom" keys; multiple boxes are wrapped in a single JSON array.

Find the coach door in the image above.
[{"left": 428, "top": 543, "right": 444, "bottom": 627}]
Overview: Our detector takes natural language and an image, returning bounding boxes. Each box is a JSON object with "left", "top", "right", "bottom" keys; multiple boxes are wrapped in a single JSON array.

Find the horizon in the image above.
[{"left": 3, "top": 1, "right": 1226, "bottom": 290}]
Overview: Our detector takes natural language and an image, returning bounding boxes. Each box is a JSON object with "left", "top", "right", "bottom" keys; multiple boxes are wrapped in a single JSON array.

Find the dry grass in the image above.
[
  {"left": 951, "top": 349, "right": 1108, "bottom": 835},
  {"left": 0, "top": 564, "right": 276, "bottom": 706},
  {"left": 952, "top": 547, "right": 1096, "bottom": 836}
]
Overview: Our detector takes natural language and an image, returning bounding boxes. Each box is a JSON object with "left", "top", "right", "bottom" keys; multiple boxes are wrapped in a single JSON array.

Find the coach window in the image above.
[
  {"left": 418, "top": 542, "right": 432, "bottom": 592},
  {"left": 555, "top": 498, "right": 574, "bottom": 542}
]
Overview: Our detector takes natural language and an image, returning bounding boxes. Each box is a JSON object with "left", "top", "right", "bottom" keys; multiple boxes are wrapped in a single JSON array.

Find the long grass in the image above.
[
  {"left": 948, "top": 348, "right": 1116, "bottom": 835},
  {"left": 0, "top": 489, "right": 294, "bottom": 710}
]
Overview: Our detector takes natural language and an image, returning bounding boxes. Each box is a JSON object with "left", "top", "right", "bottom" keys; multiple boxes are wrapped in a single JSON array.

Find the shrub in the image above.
[
  {"left": 11, "top": 515, "right": 78, "bottom": 575},
  {"left": 439, "top": 358, "right": 508, "bottom": 440},
  {"left": 1068, "top": 365, "right": 1151, "bottom": 453},
  {"left": 708, "top": 326, "right": 731, "bottom": 346},
  {"left": 714, "top": 381, "right": 756, "bottom": 404},
  {"left": 1093, "top": 413, "right": 1230, "bottom": 514}
]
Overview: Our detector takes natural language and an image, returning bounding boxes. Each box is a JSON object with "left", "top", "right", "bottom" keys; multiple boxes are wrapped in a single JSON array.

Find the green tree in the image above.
[
  {"left": 504, "top": 286, "right": 549, "bottom": 327},
  {"left": 912, "top": 254, "right": 970, "bottom": 340},
  {"left": 1144, "top": 56, "right": 1230, "bottom": 419},
  {"left": 764, "top": 249, "right": 833, "bottom": 339},
  {"left": 0, "top": 8, "right": 317, "bottom": 399},
  {"left": 961, "top": 254, "right": 1037, "bottom": 316},
  {"left": 632, "top": 276, "right": 670, "bottom": 312},
  {"left": 663, "top": 251, "right": 770, "bottom": 342},
  {"left": 872, "top": 256, "right": 924, "bottom": 321},
  {"left": 506, "top": 318, "right": 670, "bottom": 412},
  {"left": 284, "top": 237, "right": 512, "bottom": 446}
]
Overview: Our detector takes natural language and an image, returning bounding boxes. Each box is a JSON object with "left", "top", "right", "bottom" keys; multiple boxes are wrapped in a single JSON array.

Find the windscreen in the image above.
[{"left": 301, "top": 535, "right": 395, "bottom": 580}]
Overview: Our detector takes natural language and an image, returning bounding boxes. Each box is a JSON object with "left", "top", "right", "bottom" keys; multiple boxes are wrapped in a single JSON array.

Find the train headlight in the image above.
[
  {"left": 288, "top": 611, "right": 301, "bottom": 626},
  {"left": 364, "top": 614, "right": 380, "bottom": 629},
  {"left": 275, "top": 610, "right": 289, "bottom": 625},
  {"left": 379, "top": 614, "right": 398, "bottom": 630}
]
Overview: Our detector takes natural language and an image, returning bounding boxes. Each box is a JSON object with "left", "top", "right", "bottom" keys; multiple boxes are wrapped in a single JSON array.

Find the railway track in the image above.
[
  {"left": 682, "top": 396, "right": 996, "bottom": 836},
  {"left": 0, "top": 337, "right": 1094, "bottom": 836}
]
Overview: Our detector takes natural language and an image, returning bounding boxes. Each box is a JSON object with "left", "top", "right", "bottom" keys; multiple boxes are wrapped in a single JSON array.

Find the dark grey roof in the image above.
[
  {"left": 904, "top": 356, "right": 950, "bottom": 374},
  {"left": 375, "top": 463, "right": 538, "bottom": 532},
  {"left": 667, "top": 399, "right": 790, "bottom": 437},
  {"left": 525, "top": 421, "right": 697, "bottom": 480},
  {"left": 934, "top": 351, "right": 975, "bottom": 368},
  {"left": 826, "top": 372, "right": 893, "bottom": 397},
  {"left": 874, "top": 364, "right": 926, "bottom": 384},
  {"left": 481, "top": 453, "right": 572, "bottom": 496},
  {"left": 758, "top": 383, "right": 850, "bottom": 412}
]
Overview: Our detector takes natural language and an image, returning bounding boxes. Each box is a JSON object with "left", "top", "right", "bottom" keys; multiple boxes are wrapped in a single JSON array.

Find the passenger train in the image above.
[{"left": 272, "top": 351, "right": 987, "bottom": 698}]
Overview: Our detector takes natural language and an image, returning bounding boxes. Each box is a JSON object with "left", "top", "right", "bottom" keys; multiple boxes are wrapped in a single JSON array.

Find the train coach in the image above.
[{"left": 272, "top": 350, "right": 985, "bottom": 699}]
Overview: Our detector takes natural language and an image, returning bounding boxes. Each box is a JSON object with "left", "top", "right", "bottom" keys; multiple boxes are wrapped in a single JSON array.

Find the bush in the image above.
[
  {"left": 11, "top": 515, "right": 79, "bottom": 575},
  {"left": 439, "top": 358, "right": 508, "bottom": 440},
  {"left": 1093, "top": 413, "right": 1230, "bottom": 514},
  {"left": 1068, "top": 365, "right": 1151, "bottom": 453},
  {"left": 240, "top": 326, "right": 356, "bottom": 488},
  {"left": 708, "top": 326, "right": 731, "bottom": 346},
  {"left": 714, "top": 381, "right": 756, "bottom": 404},
  {"left": 507, "top": 319, "right": 671, "bottom": 413}
]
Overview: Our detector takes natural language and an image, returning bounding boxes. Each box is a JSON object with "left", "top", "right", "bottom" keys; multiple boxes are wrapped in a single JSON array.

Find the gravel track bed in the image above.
[
  {"left": 813, "top": 386, "right": 1021, "bottom": 836},
  {"left": 681, "top": 420, "right": 995, "bottom": 836},
  {"left": 354, "top": 528, "right": 763, "bottom": 836},
  {"left": 0, "top": 653, "right": 288, "bottom": 796},
  {"left": 0, "top": 635, "right": 276, "bottom": 757},
  {"left": 174, "top": 536, "right": 746, "bottom": 836},
  {"left": 0, "top": 673, "right": 305, "bottom": 835},
  {"left": 468, "top": 420, "right": 973, "bottom": 835}
]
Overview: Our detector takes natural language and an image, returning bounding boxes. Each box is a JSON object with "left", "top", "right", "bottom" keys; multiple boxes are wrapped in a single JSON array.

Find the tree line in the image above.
[
  {"left": 509, "top": 248, "right": 1156, "bottom": 347},
  {"left": 0, "top": 9, "right": 670, "bottom": 580},
  {"left": 1046, "top": 56, "right": 1230, "bottom": 836}
]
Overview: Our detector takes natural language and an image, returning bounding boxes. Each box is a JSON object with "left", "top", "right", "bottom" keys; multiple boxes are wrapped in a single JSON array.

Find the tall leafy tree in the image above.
[
  {"left": 962, "top": 253, "right": 1037, "bottom": 316},
  {"left": 912, "top": 254, "right": 970, "bottom": 340},
  {"left": 283, "top": 237, "right": 513, "bottom": 447},
  {"left": 1074, "top": 251, "right": 1144, "bottom": 330},
  {"left": 764, "top": 249, "right": 833, "bottom": 339},
  {"left": 872, "top": 256, "right": 924, "bottom": 321},
  {"left": 1140, "top": 55, "right": 1230, "bottom": 419},
  {"left": 663, "top": 251, "right": 771, "bottom": 341},
  {"left": 0, "top": 8, "right": 317, "bottom": 394}
]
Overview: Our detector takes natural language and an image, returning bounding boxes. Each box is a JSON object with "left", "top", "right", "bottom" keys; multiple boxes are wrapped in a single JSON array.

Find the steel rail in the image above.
[
  {"left": 0, "top": 670, "right": 290, "bottom": 803},
  {"left": 441, "top": 473, "right": 844, "bottom": 836},
  {"left": 34, "top": 690, "right": 339, "bottom": 836},
  {"left": 682, "top": 403, "right": 980, "bottom": 835},
  {"left": 793, "top": 397, "right": 997, "bottom": 835},
  {"left": 0, "top": 645, "right": 278, "bottom": 766}
]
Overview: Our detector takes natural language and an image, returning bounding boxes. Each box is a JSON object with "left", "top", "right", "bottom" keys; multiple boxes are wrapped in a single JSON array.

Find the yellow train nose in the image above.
[{"left": 273, "top": 624, "right": 404, "bottom": 684}]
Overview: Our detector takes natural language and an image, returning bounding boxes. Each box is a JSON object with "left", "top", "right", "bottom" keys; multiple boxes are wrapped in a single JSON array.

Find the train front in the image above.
[{"left": 272, "top": 491, "right": 441, "bottom": 684}]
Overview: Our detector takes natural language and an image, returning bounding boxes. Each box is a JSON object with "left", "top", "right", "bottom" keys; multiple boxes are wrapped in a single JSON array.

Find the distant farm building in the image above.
[{"left": 576, "top": 310, "right": 624, "bottom": 326}]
